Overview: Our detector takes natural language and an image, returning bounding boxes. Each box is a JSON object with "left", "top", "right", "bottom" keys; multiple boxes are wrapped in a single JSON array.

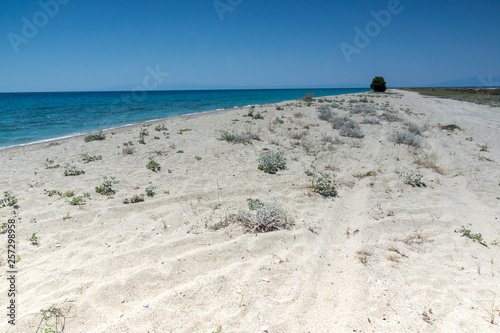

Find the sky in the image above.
[{"left": 0, "top": 0, "right": 499, "bottom": 92}]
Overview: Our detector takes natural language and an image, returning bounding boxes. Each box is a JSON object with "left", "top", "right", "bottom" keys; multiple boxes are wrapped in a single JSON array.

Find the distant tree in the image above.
[{"left": 370, "top": 76, "right": 387, "bottom": 92}]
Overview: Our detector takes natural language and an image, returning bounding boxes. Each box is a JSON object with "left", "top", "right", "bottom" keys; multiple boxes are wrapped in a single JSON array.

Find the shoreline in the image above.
[{"left": 0, "top": 91, "right": 368, "bottom": 152}]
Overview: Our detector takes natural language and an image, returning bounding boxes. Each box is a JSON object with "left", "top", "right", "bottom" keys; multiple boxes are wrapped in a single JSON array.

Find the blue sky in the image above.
[{"left": 1, "top": 0, "right": 499, "bottom": 92}]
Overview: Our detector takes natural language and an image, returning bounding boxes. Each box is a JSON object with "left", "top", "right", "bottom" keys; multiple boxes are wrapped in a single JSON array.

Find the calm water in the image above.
[{"left": 0, "top": 88, "right": 369, "bottom": 149}]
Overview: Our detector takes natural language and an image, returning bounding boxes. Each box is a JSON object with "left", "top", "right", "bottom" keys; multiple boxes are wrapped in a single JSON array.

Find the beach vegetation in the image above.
[
  {"left": 138, "top": 128, "right": 149, "bottom": 144},
  {"left": 63, "top": 164, "right": 85, "bottom": 176},
  {"left": 258, "top": 152, "right": 286, "bottom": 174},
  {"left": 252, "top": 112, "right": 264, "bottom": 120},
  {"left": 84, "top": 130, "right": 106, "bottom": 142},
  {"left": 145, "top": 185, "right": 156, "bottom": 197},
  {"left": 195, "top": 156, "right": 202, "bottom": 161},
  {"left": 458, "top": 226, "right": 488, "bottom": 247},
  {"left": 382, "top": 112, "right": 401, "bottom": 122},
  {"left": 305, "top": 170, "right": 338, "bottom": 197},
  {"left": 178, "top": 128, "right": 192, "bottom": 134},
  {"left": 0, "top": 191, "right": 18, "bottom": 208},
  {"left": 63, "top": 191, "right": 75, "bottom": 197},
  {"left": 146, "top": 157, "right": 161, "bottom": 172},
  {"left": 291, "top": 131, "right": 307, "bottom": 140},
  {"left": 66, "top": 196, "right": 86, "bottom": 206},
  {"left": 441, "top": 124, "right": 461, "bottom": 131},
  {"left": 321, "top": 135, "right": 344, "bottom": 145},
  {"left": 273, "top": 117, "right": 284, "bottom": 124},
  {"left": 151, "top": 150, "right": 166, "bottom": 156},
  {"left": 83, "top": 192, "right": 91, "bottom": 198},
  {"left": 123, "top": 194, "right": 145, "bottom": 204},
  {"left": 479, "top": 144, "right": 489, "bottom": 152},
  {"left": 360, "top": 117, "right": 380, "bottom": 125},
  {"left": 155, "top": 123, "right": 167, "bottom": 131},
  {"left": 404, "top": 121, "right": 425, "bottom": 135},
  {"left": 176, "top": 150, "right": 184, "bottom": 153},
  {"left": 44, "top": 189, "right": 62, "bottom": 197},
  {"left": 350, "top": 104, "right": 377, "bottom": 115},
  {"left": 401, "top": 172, "right": 426, "bottom": 187},
  {"left": 29, "top": 232, "right": 38, "bottom": 245},
  {"left": 122, "top": 146, "right": 135, "bottom": 155},
  {"left": 276, "top": 105, "right": 284, "bottom": 110},
  {"left": 389, "top": 130, "right": 423, "bottom": 147},
  {"left": 354, "top": 170, "right": 377, "bottom": 179},
  {"left": 340, "top": 125, "right": 364, "bottom": 138},
  {"left": 81, "top": 153, "right": 102, "bottom": 163},
  {"left": 301, "top": 93, "right": 314, "bottom": 102},
  {"left": 228, "top": 200, "right": 293, "bottom": 233},
  {"left": 95, "top": 176, "right": 119, "bottom": 196},
  {"left": 247, "top": 198, "right": 265, "bottom": 210},
  {"left": 370, "top": 76, "right": 387, "bottom": 92},
  {"left": 44, "top": 158, "right": 60, "bottom": 169},
  {"left": 123, "top": 141, "right": 134, "bottom": 146},
  {"left": 413, "top": 151, "right": 445, "bottom": 175},
  {"left": 331, "top": 116, "right": 355, "bottom": 129}
]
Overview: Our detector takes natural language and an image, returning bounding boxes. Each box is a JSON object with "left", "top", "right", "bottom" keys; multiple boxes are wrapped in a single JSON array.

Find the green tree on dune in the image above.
[{"left": 370, "top": 76, "right": 387, "bottom": 92}]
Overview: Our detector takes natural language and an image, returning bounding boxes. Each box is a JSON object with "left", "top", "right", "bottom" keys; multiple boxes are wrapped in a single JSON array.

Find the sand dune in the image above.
[{"left": 1, "top": 89, "right": 499, "bottom": 332}]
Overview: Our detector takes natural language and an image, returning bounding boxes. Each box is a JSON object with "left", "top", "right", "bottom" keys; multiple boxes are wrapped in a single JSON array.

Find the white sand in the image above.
[{"left": 0, "top": 89, "right": 499, "bottom": 332}]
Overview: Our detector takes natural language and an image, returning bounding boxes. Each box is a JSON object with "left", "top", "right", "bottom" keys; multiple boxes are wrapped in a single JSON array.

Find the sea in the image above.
[{"left": 0, "top": 88, "right": 369, "bottom": 149}]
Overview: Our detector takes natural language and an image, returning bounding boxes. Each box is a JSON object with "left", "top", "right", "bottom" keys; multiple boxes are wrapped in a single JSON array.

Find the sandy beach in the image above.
[{"left": 1, "top": 89, "right": 499, "bottom": 332}]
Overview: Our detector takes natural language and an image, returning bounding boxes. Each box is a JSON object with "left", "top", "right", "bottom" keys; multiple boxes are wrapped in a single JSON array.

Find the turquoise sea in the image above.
[{"left": 0, "top": 88, "right": 369, "bottom": 149}]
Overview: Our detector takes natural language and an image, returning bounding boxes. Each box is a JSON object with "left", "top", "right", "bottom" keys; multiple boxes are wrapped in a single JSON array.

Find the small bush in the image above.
[
  {"left": 401, "top": 172, "right": 426, "bottom": 187},
  {"left": 155, "top": 124, "right": 167, "bottom": 131},
  {"left": 66, "top": 196, "right": 86, "bottom": 206},
  {"left": 219, "top": 131, "right": 236, "bottom": 142},
  {"left": 389, "top": 130, "right": 423, "bottom": 147},
  {"left": 122, "top": 147, "right": 135, "bottom": 155},
  {"left": 258, "top": 152, "right": 286, "bottom": 174},
  {"left": 95, "top": 176, "right": 119, "bottom": 196},
  {"left": 64, "top": 164, "right": 85, "bottom": 176},
  {"left": 291, "top": 131, "right": 307, "bottom": 140},
  {"left": 145, "top": 186, "right": 156, "bottom": 197},
  {"left": 321, "top": 135, "right": 344, "bottom": 145},
  {"left": 252, "top": 112, "right": 264, "bottom": 120},
  {"left": 441, "top": 124, "right": 461, "bottom": 131},
  {"left": 44, "top": 158, "right": 60, "bottom": 169},
  {"left": 350, "top": 104, "right": 376, "bottom": 115},
  {"left": 361, "top": 117, "right": 380, "bottom": 125},
  {"left": 305, "top": 170, "right": 337, "bottom": 197},
  {"left": 404, "top": 121, "right": 425, "bottom": 135},
  {"left": 458, "top": 226, "right": 487, "bottom": 247},
  {"left": 146, "top": 157, "right": 161, "bottom": 172},
  {"left": 230, "top": 201, "right": 293, "bottom": 233},
  {"left": 317, "top": 106, "right": 337, "bottom": 122},
  {"left": 273, "top": 117, "right": 284, "bottom": 124},
  {"left": 247, "top": 198, "right": 266, "bottom": 210},
  {"left": 331, "top": 116, "right": 356, "bottom": 129},
  {"left": 123, "top": 194, "right": 145, "bottom": 204},
  {"left": 81, "top": 153, "right": 102, "bottom": 163},
  {"left": 301, "top": 93, "right": 314, "bottom": 102},
  {"left": 339, "top": 125, "right": 364, "bottom": 138},
  {"left": 382, "top": 113, "right": 401, "bottom": 122},
  {"left": 0, "top": 191, "right": 18, "bottom": 207},
  {"left": 84, "top": 130, "right": 106, "bottom": 142},
  {"left": 44, "top": 189, "right": 62, "bottom": 197},
  {"left": 219, "top": 131, "right": 256, "bottom": 145}
]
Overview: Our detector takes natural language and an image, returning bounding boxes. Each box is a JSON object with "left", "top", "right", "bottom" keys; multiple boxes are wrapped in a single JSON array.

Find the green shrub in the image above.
[
  {"left": 0, "top": 191, "right": 18, "bottom": 207},
  {"left": 401, "top": 172, "right": 426, "bottom": 187},
  {"left": 229, "top": 201, "right": 293, "bottom": 233},
  {"left": 146, "top": 157, "right": 161, "bottom": 172},
  {"left": 301, "top": 93, "right": 314, "bottom": 102},
  {"left": 81, "top": 153, "right": 102, "bottom": 163},
  {"left": 458, "top": 226, "right": 487, "bottom": 247},
  {"left": 258, "top": 152, "right": 286, "bottom": 174},
  {"left": 389, "top": 130, "right": 423, "bottom": 147},
  {"left": 155, "top": 123, "right": 167, "bottom": 131},
  {"left": 44, "top": 189, "right": 62, "bottom": 197},
  {"left": 370, "top": 76, "right": 387, "bottom": 92},
  {"left": 64, "top": 164, "right": 85, "bottom": 176},
  {"left": 145, "top": 186, "right": 156, "bottom": 197},
  {"left": 305, "top": 170, "right": 337, "bottom": 197},
  {"left": 66, "top": 196, "right": 86, "bottom": 206},
  {"left": 95, "top": 176, "right": 119, "bottom": 196},
  {"left": 84, "top": 130, "right": 106, "bottom": 142}
]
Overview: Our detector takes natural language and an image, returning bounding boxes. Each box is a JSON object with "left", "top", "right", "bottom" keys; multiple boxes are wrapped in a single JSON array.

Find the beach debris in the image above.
[
  {"left": 260, "top": 278, "right": 270, "bottom": 283},
  {"left": 143, "top": 304, "right": 149, "bottom": 308}
]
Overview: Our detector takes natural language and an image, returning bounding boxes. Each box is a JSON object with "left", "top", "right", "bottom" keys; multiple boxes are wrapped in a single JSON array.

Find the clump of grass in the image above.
[
  {"left": 354, "top": 170, "right": 376, "bottom": 179},
  {"left": 84, "top": 130, "right": 106, "bottom": 142},
  {"left": 382, "top": 113, "right": 401, "bottom": 122},
  {"left": 44, "top": 189, "right": 62, "bottom": 197},
  {"left": 138, "top": 128, "right": 149, "bottom": 144},
  {"left": 81, "top": 153, "right": 102, "bottom": 163},
  {"left": 178, "top": 128, "right": 192, "bottom": 134},
  {"left": 176, "top": 150, "right": 184, "bottom": 153},
  {"left": 357, "top": 249, "right": 373, "bottom": 265},
  {"left": 145, "top": 185, "right": 156, "bottom": 197},
  {"left": 305, "top": 170, "right": 338, "bottom": 197},
  {"left": 389, "top": 130, "right": 423, "bottom": 147},
  {"left": 441, "top": 124, "right": 461, "bottom": 131},
  {"left": 360, "top": 117, "right": 380, "bottom": 125},
  {"left": 219, "top": 131, "right": 236, "bottom": 142},
  {"left": 95, "top": 176, "right": 119, "bottom": 196},
  {"left": 404, "top": 121, "right": 425, "bottom": 135},
  {"left": 258, "top": 152, "right": 286, "bottom": 174},
  {"left": 146, "top": 157, "right": 161, "bottom": 172},
  {"left": 252, "top": 112, "right": 264, "bottom": 120},
  {"left": 123, "top": 194, "right": 145, "bottom": 204},
  {"left": 195, "top": 156, "right": 202, "bottom": 161},
  {"left": 350, "top": 104, "right": 377, "bottom": 115},
  {"left": 229, "top": 200, "right": 293, "bottom": 233},
  {"left": 321, "top": 135, "right": 344, "bottom": 145},
  {"left": 317, "top": 105, "right": 337, "bottom": 122},
  {"left": 63, "top": 191, "right": 75, "bottom": 197},
  {"left": 44, "top": 158, "right": 60, "bottom": 169},
  {"left": 122, "top": 147, "right": 135, "bottom": 155},
  {"left": 66, "top": 196, "right": 86, "bottom": 206},
  {"left": 291, "top": 131, "right": 307, "bottom": 140},
  {"left": 0, "top": 191, "right": 18, "bottom": 207},
  {"left": 458, "top": 226, "right": 488, "bottom": 247},
  {"left": 301, "top": 93, "right": 314, "bottom": 102},
  {"left": 340, "top": 125, "right": 364, "bottom": 138},
  {"left": 155, "top": 123, "right": 167, "bottom": 131},
  {"left": 64, "top": 164, "right": 85, "bottom": 176},
  {"left": 401, "top": 172, "right": 426, "bottom": 187},
  {"left": 413, "top": 151, "right": 445, "bottom": 175},
  {"left": 273, "top": 117, "right": 284, "bottom": 124},
  {"left": 331, "top": 116, "right": 354, "bottom": 129}
]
